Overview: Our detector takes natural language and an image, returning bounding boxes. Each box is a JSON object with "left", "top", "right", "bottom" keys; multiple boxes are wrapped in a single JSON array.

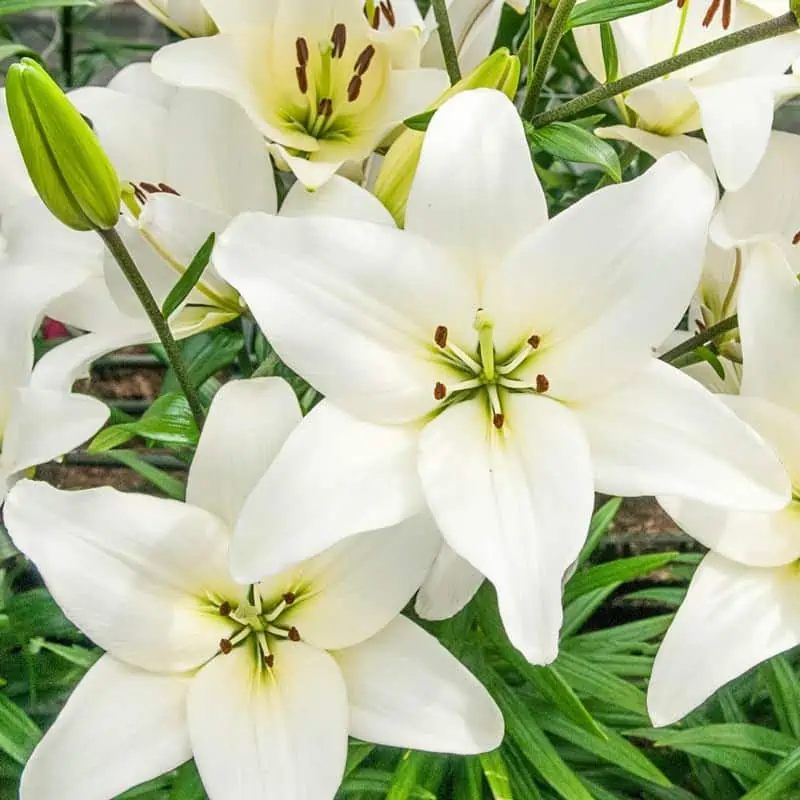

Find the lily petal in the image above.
[
  {"left": 230, "top": 401, "right": 424, "bottom": 583},
  {"left": 415, "top": 543, "right": 485, "bottom": 621},
  {"left": 418, "top": 393, "right": 594, "bottom": 664},
  {"left": 281, "top": 514, "right": 440, "bottom": 651},
  {"left": 214, "top": 212, "right": 477, "bottom": 424},
  {"left": 189, "top": 640, "right": 348, "bottom": 799},
  {"left": 20, "top": 656, "right": 191, "bottom": 800},
  {"left": 335, "top": 615, "right": 504, "bottom": 753},
  {"left": 577, "top": 359, "right": 790, "bottom": 510},
  {"left": 405, "top": 89, "right": 547, "bottom": 287},
  {"left": 488, "top": 153, "right": 716, "bottom": 399},
  {"left": 4, "top": 480, "right": 240, "bottom": 672},
  {"left": 187, "top": 377, "right": 301, "bottom": 529},
  {"left": 648, "top": 553, "right": 800, "bottom": 727}
]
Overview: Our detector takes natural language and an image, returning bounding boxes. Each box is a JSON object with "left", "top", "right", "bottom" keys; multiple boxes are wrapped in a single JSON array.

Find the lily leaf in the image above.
[
  {"left": 161, "top": 232, "right": 215, "bottom": 320},
  {"left": 568, "top": 0, "right": 671, "bottom": 28}
]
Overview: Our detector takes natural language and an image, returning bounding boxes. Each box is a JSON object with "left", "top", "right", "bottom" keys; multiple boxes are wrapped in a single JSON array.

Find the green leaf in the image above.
[
  {"left": 345, "top": 742, "right": 375, "bottom": 778},
  {"left": 564, "top": 552, "right": 679, "bottom": 604},
  {"left": 561, "top": 585, "right": 619, "bottom": 638},
  {"left": 0, "top": 0, "right": 94, "bottom": 16},
  {"left": 32, "top": 640, "right": 100, "bottom": 669},
  {"left": 2, "top": 588, "right": 81, "bottom": 646},
  {"left": 632, "top": 724, "right": 797, "bottom": 759},
  {"left": 339, "top": 768, "right": 435, "bottom": 799},
  {"left": 159, "top": 329, "right": 244, "bottom": 394},
  {"left": 480, "top": 750, "right": 514, "bottom": 800},
  {"left": 87, "top": 424, "right": 136, "bottom": 453},
  {"left": 403, "top": 109, "right": 435, "bottom": 131},
  {"left": 482, "top": 667, "right": 593, "bottom": 800},
  {"left": 162, "top": 233, "right": 216, "bottom": 319},
  {"left": 762, "top": 656, "right": 800, "bottom": 740},
  {"left": 0, "top": 693, "right": 40, "bottom": 765},
  {"left": 387, "top": 751, "right": 429, "bottom": 800},
  {"left": 459, "top": 757, "right": 485, "bottom": 799},
  {"left": 568, "top": 0, "right": 670, "bottom": 28},
  {"left": 525, "top": 121, "right": 622, "bottom": 182},
  {"left": 565, "top": 614, "right": 673, "bottom": 654},
  {"left": 741, "top": 746, "right": 800, "bottom": 800},
  {"left": 599, "top": 22, "right": 619, "bottom": 82},
  {"left": 577, "top": 497, "right": 622, "bottom": 566},
  {"left": 0, "top": 40, "right": 35, "bottom": 61},
  {"left": 170, "top": 761, "right": 205, "bottom": 800},
  {"left": 107, "top": 450, "right": 186, "bottom": 500}
]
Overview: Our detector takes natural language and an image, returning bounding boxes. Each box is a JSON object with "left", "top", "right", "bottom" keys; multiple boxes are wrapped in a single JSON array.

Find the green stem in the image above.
[
  {"left": 660, "top": 315, "right": 739, "bottom": 364},
  {"left": 431, "top": 0, "right": 462, "bottom": 84},
  {"left": 521, "top": 0, "right": 578, "bottom": 118},
  {"left": 528, "top": 12, "right": 799, "bottom": 126},
  {"left": 99, "top": 228, "right": 206, "bottom": 430}
]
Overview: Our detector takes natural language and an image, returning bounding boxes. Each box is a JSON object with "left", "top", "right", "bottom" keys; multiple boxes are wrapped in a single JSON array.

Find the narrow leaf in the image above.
[
  {"left": 0, "top": 694, "right": 40, "bottom": 765},
  {"left": 107, "top": 450, "right": 185, "bottom": 500},
  {"left": 741, "top": 746, "right": 800, "bottom": 800},
  {"left": 569, "top": 0, "right": 671, "bottom": 28},
  {"left": 161, "top": 233, "right": 215, "bottom": 319}
]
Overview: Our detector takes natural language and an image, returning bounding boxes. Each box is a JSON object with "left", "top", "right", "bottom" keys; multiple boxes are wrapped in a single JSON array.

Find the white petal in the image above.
[
  {"left": 201, "top": 0, "right": 277, "bottom": 30},
  {"left": 578, "top": 359, "right": 790, "bottom": 509},
  {"left": 418, "top": 394, "right": 594, "bottom": 664},
  {"left": 21, "top": 656, "right": 191, "bottom": 800},
  {"left": 215, "top": 212, "right": 477, "bottom": 424},
  {"left": 107, "top": 62, "right": 176, "bottom": 107},
  {"left": 488, "top": 153, "right": 716, "bottom": 400},
  {"left": 280, "top": 514, "right": 440, "bottom": 651},
  {"left": 455, "top": 1, "right": 505, "bottom": 74},
  {"left": 647, "top": 553, "right": 800, "bottom": 726},
  {"left": 624, "top": 79, "right": 701, "bottom": 135},
  {"left": 380, "top": 67, "right": 450, "bottom": 128},
  {"left": 415, "top": 543, "right": 484, "bottom": 621},
  {"left": 596, "top": 125, "right": 716, "bottom": 183},
  {"left": 187, "top": 377, "right": 301, "bottom": 529},
  {"left": 189, "top": 640, "right": 348, "bottom": 799},
  {"left": 693, "top": 77, "right": 785, "bottom": 191},
  {"left": 4, "top": 480, "right": 240, "bottom": 672},
  {"left": 405, "top": 89, "right": 547, "bottom": 287},
  {"left": 230, "top": 401, "right": 424, "bottom": 583},
  {"left": 164, "top": 88, "right": 277, "bottom": 215},
  {"left": 335, "top": 615, "right": 503, "bottom": 754},
  {"left": 1, "top": 389, "right": 108, "bottom": 478},
  {"left": 738, "top": 240, "right": 800, "bottom": 411},
  {"left": 280, "top": 175, "right": 396, "bottom": 227},
  {"left": 276, "top": 147, "right": 344, "bottom": 191}
]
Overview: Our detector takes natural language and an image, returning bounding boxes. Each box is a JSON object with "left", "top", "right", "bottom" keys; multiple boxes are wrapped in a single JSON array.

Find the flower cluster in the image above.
[{"left": 3, "top": 0, "right": 800, "bottom": 797}]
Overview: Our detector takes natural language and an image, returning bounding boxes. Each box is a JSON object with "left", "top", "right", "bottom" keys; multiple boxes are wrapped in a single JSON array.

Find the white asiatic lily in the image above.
[
  {"left": 151, "top": 0, "right": 448, "bottom": 188},
  {"left": 651, "top": 241, "right": 800, "bottom": 726},
  {"left": 134, "top": 0, "right": 217, "bottom": 37},
  {"left": 574, "top": 0, "right": 800, "bottom": 190},
  {"left": 212, "top": 89, "right": 789, "bottom": 664},
  {"left": 5, "top": 377, "right": 503, "bottom": 800}
]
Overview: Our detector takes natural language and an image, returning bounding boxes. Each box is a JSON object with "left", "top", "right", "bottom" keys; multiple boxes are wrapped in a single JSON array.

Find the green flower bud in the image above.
[
  {"left": 6, "top": 58, "right": 121, "bottom": 232},
  {"left": 375, "top": 49, "right": 520, "bottom": 227}
]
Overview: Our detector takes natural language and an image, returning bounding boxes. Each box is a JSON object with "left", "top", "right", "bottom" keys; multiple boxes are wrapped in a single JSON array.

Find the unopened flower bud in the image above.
[
  {"left": 134, "top": 0, "right": 217, "bottom": 37},
  {"left": 375, "top": 49, "right": 520, "bottom": 226},
  {"left": 5, "top": 58, "right": 121, "bottom": 232}
]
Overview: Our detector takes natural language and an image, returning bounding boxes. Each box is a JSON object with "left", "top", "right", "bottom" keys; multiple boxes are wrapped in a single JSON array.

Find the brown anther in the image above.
[
  {"left": 354, "top": 45, "right": 376, "bottom": 76},
  {"left": 219, "top": 638, "right": 233, "bottom": 655},
  {"left": 434, "top": 325, "right": 448, "bottom": 348},
  {"left": 133, "top": 185, "right": 147, "bottom": 205},
  {"left": 288, "top": 626, "right": 301, "bottom": 642},
  {"left": 702, "top": 0, "right": 721, "bottom": 27},
  {"left": 219, "top": 601, "right": 232, "bottom": 617},
  {"left": 264, "top": 654, "right": 275, "bottom": 668},
  {"left": 332, "top": 23, "right": 347, "bottom": 58},
  {"left": 296, "top": 65, "right": 309, "bottom": 94},
  {"left": 296, "top": 37, "right": 310, "bottom": 66},
  {"left": 157, "top": 183, "right": 180, "bottom": 196},
  {"left": 318, "top": 98, "right": 334, "bottom": 117},
  {"left": 283, "top": 592, "right": 297, "bottom": 606},
  {"left": 528, "top": 334, "right": 541, "bottom": 349},
  {"left": 792, "top": 230, "right": 800, "bottom": 245},
  {"left": 371, "top": 6, "right": 381, "bottom": 28},
  {"left": 347, "top": 75, "right": 363, "bottom": 102},
  {"left": 493, "top": 414, "right": 505, "bottom": 430},
  {"left": 535, "top": 374, "right": 550, "bottom": 394},
  {"left": 676, "top": 0, "right": 687, "bottom": 7},
  {"left": 722, "top": 0, "right": 731, "bottom": 29},
  {"left": 140, "top": 181, "right": 160, "bottom": 194},
  {"left": 434, "top": 382, "right": 447, "bottom": 400},
  {"left": 380, "top": 1, "right": 396, "bottom": 26}
]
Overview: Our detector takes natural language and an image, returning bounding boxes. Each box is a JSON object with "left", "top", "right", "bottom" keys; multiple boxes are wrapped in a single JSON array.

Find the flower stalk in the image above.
[
  {"left": 98, "top": 228, "right": 206, "bottom": 429},
  {"left": 431, "top": 0, "right": 463, "bottom": 84},
  {"left": 521, "top": 0, "right": 578, "bottom": 118},
  {"left": 528, "top": 11, "right": 799, "bottom": 126},
  {"left": 660, "top": 315, "right": 740, "bottom": 364}
]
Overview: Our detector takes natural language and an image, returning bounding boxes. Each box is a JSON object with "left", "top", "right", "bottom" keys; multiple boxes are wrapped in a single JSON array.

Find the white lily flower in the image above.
[
  {"left": 417, "top": 0, "right": 530, "bottom": 74},
  {"left": 5, "top": 377, "right": 503, "bottom": 800},
  {"left": 651, "top": 241, "right": 800, "bottom": 726},
  {"left": 212, "top": 89, "right": 788, "bottom": 664},
  {"left": 134, "top": 0, "right": 217, "bottom": 37},
  {"left": 151, "top": 0, "right": 448, "bottom": 188},
  {"left": 574, "top": 0, "right": 800, "bottom": 190}
]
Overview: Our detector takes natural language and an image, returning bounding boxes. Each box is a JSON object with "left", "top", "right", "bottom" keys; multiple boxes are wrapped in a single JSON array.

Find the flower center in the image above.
[
  {"left": 210, "top": 586, "right": 303, "bottom": 670},
  {"left": 288, "top": 22, "right": 386, "bottom": 143},
  {"left": 432, "top": 311, "right": 550, "bottom": 430}
]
